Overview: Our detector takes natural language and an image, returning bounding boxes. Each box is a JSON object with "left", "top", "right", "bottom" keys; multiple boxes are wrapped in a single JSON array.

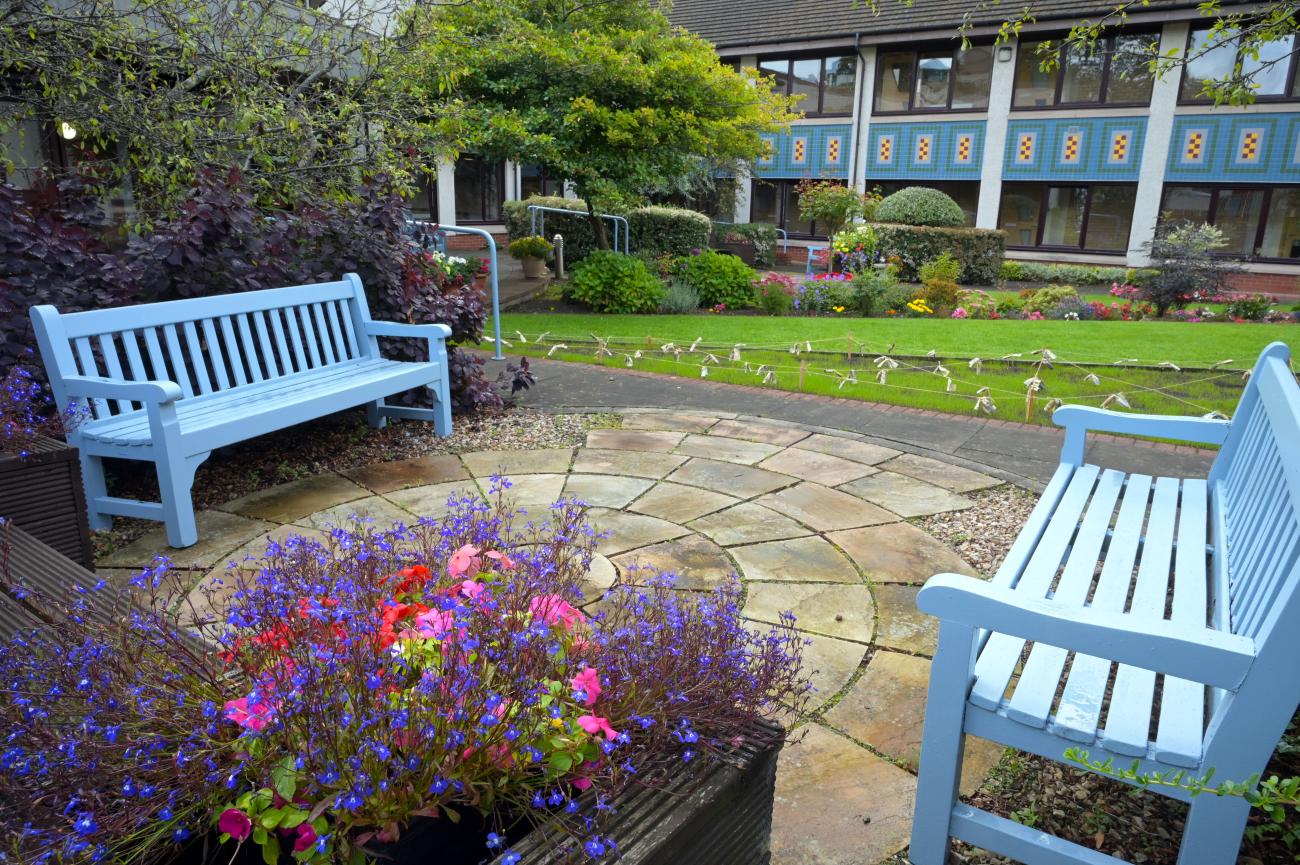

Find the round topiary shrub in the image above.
[
  {"left": 683, "top": 249, "right": 757, "bottom": 308},
  {"left": 564, "top": 250, "right": 666, "bottom": 313},
  {"left": 875, "top": 187, "right": 966, "bottom": 228}
]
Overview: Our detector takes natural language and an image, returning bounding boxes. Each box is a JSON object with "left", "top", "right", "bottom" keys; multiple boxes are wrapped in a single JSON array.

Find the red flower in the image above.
[{"left": 218, "top": 809, "right": 252, "bottom": 841}]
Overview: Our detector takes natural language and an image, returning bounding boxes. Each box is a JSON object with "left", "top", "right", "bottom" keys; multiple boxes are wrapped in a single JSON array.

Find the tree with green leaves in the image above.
[
  {"left": 0, "top": 0, "right": 441, "bottom": 219},
  {"left": 405, "top": 0, "right": 798, "bottom": 248}
]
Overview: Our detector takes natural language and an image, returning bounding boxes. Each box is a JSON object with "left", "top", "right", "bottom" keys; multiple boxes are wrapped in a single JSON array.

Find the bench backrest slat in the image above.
[
  {"left": 32, "top": 278, "right": 378, "bottom": 421},
  {"left": 1208, "top": 344, "right": 1300, "bottom": 642}
]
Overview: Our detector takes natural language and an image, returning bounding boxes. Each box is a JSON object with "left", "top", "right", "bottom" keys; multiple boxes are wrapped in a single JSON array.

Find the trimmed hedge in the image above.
[
  {"left": 711, "top": 222, "right": 778, "bottom": 267},
  {"left": 873, "top": 223, "right": 1005, "bottom": 285},
  {"left": 875, "top": 187, "right": 966, "bottom": 228},
  {"left": 504, "top": 196, "right": 602, "bottom": 265},
  {"left": 629, "top": 206, "right": 711, "bottom": 257}
]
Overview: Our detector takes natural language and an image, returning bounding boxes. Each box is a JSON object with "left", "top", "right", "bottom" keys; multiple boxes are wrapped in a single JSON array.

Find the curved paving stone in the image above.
[
  {"left": 829, "top": 522, "right": 980, "bottom": 585},
  {"left": 874, "top": 584, "right": 939, "bottom": 655},
  {"left": 99, "top": 510, "right": 275, "bottom": 569},
  {"left": 460, "top": 447, "right": 574, "bottom": 477},
  {"left": 577, "top": 554, "right": 618, "bottom": 605},
  {"left": 478, "top": 474, "right": 568, "bottom": 510},
  {"left": 585, "top": 428, "right": 685, "bottom": 453},
  {"left": 708, "top": 418, "right": 810, "bottom": 446},
  {"left": 341, "top": 454, "right": 469, "bottom": 493},
  {"left": 839, "top": 471, "right": 974, "bottom": 518},
  {"left": 562, "top": 473, "right": 654, "bottom": 508},
  {"left": 880, "top": 452, "right": 1000, "bottom": 493},
  {"left": 688, "top": 502, "right": 810, "bottom": 546},
  {"left": 293, "top": 495, "right": 416, "bottom": 532},
  {"left": 585, "top": 508, "right": 691, "bottom": 555},
  {"left": 675, "top": 433, "right": 782, "bottom": 465},
  {"left": 382, "top": 481, "right": 483, "bottom": 518},
  {"left": 665, "top": 458, "right": 795, "bottom": 498},
  {"left": 797, "top": 633, "right": 869, "bottom": 713},
  {"left": 743, "top": 582, "right": 875, "bottom": 643},
  {"left": 612, "top": 534, "right": 736, "bottom": 591},
  {"left": 620, "top": 412, "right": 719, "bottom": 433},
  {"left": 757, "top": 448, "right": 877, "bottom": 487},
  {"left": 793, "top": 433, "right": 902, "bottom": 465},
  {"left": 217, "top": 473, "right": 369, "bottom": 524},
  {"left": 627, "top": 481, "right": 738, "bottom": 523},
  {"left": 571, "top": 448, "right": 687, "bottom": 479},
  {"left": 758, "top": 482, "right": 898, "bottom": 532},
  {"left": 730, "top": 535, "right": 859, "bottom": 584}
]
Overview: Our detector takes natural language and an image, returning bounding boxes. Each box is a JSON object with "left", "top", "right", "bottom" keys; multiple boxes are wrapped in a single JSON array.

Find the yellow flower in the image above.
[
  {"left": 550, "top": 717, "right": 566, "bottom": 729},
  {"left": 832, "top": 305, "right": 845, "bottom": 313}
]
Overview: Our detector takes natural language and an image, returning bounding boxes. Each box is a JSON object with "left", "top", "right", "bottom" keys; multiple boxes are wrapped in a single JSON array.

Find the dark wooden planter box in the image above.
[
  {"left": 0, "top": 436, "right": 92, "bottom": 568},
  {"left": 492, "top": 722, "right": 783, "bottom": 865},
  {"left": 0, "top": 522, "right": 125, "bottom": 639},
  {"left": 714, "top": 240, "right": 757, "bottom": 266}
]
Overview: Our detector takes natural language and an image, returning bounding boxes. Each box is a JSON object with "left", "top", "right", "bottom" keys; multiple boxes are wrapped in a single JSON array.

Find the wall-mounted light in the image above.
[
  {"left": 997, "top": 45, "right": 1014, "bottom": 63},
  {"left": 58, "top": 121, "right": 77, "bottom": 140}
]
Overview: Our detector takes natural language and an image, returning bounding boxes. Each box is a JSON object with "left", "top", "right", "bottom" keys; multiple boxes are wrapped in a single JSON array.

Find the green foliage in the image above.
[
  {"left": 411, "top": 0, "right": 798, "bottom": 248},
  {"left": 919, "top": 253, "right": 962, "bottom": 285},
  {"left": 565, "top": 251, "right": 665, "bottom": 313},
  {"left": 628, "top": 206, "right": 712, "bottom": 258},
  {"left": 1023, "top": 285, "right": 1081, "bottom": 313},
  {"left": 1143, "top": 221, "right": 1241, "bottom": 316},
  {"left": 0, "top": 0, "right": 430, "bottom": 218},
  {"left": 753, "top": 274, "right": 795, "bottom": 315},
  {"left": 682, "top": 250, "right": 757, "bottom": 308},
  {"left": 504, "top": 196, "right": 602, "bottom": 266},
  {"left": 875, "top": 187, "right": 967, "bottom": 228},
  {"left": 507, "top": 235, "right": 554, "bottom": 259},
  {"left": 850, "top": 268, "right": 901, "bottom": 316},
  {"left": 712, "top": 223, "right": 778, "bottom": 267},
  {"left": 794, "top": 180, "right": 871, "bottom": 242},
  {"left": 1227, "top": 293, "right": 1275, "bottom": 321},
  {"left": 997, "top": 260, "right": 1155, "bottom": 286},
  {"left": 658, "top": 279, "right": 701, "bottom": 314},
  {"left": 874, "top": 224, "right": 1005, "bottom": 285}
]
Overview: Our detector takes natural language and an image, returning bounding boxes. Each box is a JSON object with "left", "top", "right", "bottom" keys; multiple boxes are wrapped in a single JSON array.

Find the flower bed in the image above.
[{"left": 0, "top": 485, "right": 806, "bottom": 865}]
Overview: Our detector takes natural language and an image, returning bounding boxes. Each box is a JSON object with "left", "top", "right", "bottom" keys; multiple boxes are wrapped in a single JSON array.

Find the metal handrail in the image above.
[
  {"left": 528, "top": 205, "right": 629, "bottom": 254},
  {"left": 407, "top": 220, "right": 504, "bottom": 360}
]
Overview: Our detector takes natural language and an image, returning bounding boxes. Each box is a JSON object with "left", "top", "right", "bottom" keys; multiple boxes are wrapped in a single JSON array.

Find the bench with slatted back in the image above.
[
  {"left": 910, "top": 341, "right": 1300, "bottom": 865},
  {"left": 30, "top": 273, "right": 452, "bottom": 549}
]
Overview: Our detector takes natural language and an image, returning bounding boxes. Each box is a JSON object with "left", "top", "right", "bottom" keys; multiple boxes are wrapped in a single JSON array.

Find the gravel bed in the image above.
[
  {"left": 910, "top": 484, "right": 1292, "bottom": 865},
  {"left": 93, "top": 407, "right": 619, "bottom": 557}
]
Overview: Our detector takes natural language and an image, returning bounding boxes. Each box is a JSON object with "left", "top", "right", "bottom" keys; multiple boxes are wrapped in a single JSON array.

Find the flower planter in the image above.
[
  {"left": 520, "top": 256, "right": 548, "bottom": 279},
  {"left": 714, "top": 240, "right": 757, "bottom": 266},
  {"left": 0, "top": 435, "right": 92, "bottom": 568}
]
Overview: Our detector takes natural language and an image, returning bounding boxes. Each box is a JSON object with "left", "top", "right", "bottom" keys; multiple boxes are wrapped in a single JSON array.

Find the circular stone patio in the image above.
[{"left": 96, "top": 409, "right": 1014, "bottom": 865}]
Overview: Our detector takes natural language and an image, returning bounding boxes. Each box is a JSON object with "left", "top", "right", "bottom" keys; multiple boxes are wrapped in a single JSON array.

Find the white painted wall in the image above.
[
  {"left": 975, "top": 42, "right": 1018, "bottom": 229},
  {"left": 435, "top": 157, "right": 456, "bottom": 224},
  {"left": 1126, "top": 21, "right": 1190, "bottom": 265},
  {"left": 851, "top": 45, "right": 877, "bottom": 193}
]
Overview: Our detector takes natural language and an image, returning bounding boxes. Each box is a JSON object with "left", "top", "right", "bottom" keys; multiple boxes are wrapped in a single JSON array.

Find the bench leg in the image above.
[
  {"left": 80, "top": 451, "right": 112, "bottom": 532},
  {"left": 432, "top": 384, "right": 452, "bottom": 437},
  {"left": 1176, "top": 793, "right": 1249, "bottom": 865},
  {"left": 910, "top": 622, "right": 978, "bottom": 865},
  {"left": 366, "top": 399, "right": 387, "bottom": 430},
  {"left": 156, "top": 456, "right": 202, "bottom": 549}
]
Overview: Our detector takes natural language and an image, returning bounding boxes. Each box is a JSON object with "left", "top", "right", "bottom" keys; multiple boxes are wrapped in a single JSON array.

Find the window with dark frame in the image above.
[
  {"left": 873, "top": 45, "right": 993, "bottom": 114},
  {"left": 1012, "top": 34, "right": 1157, "bottom": 108},
  {"left": 759, "top": 54, "right": 858, "bottom": 116},
  {"left": 453, "top": 156, "right": 505, "bottom": 224},
  {"left": 520, "top": 165, "right": 563, "bottom": 200},
  {"left": 1161, "top": 184, "right": 1300, "bottom": 260},
  {"left": 1180, "top": 28, "right": 1300, "bottom": 102},
  {"left": 997, "top": 181, "right": 1138, "bottom": 252}
]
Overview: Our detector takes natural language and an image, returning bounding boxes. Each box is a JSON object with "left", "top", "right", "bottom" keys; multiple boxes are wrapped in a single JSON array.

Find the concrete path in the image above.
[
  {"left": 485, "top": 355, "right": 1217, "bottom": 490},
  {"left": 98, "top": 410, "right": 1019, "bottom": 865}
]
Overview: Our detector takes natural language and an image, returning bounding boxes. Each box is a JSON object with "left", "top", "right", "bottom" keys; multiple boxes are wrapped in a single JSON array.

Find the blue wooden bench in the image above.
[
  {"left": 911, "top": 341, "right": 1300, "bottom": 865},
  {"left": 29, "top": 273, "right": 452, "bottom": 549}
]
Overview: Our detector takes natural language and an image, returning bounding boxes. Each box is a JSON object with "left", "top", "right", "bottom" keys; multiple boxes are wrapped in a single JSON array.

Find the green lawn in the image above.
[{"left": 498, "top": 312, "right": 1300, "bottom": 425}]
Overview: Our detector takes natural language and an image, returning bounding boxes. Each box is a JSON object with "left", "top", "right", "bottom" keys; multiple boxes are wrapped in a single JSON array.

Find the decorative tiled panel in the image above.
[
  {"left": 753, "top": 124, "right": 853, "bottom": 179},
  {"left": 1002, "top": 117, "right": 1147, "bottom": 181},
  {"left": 1166, "top": 113, "right": 1300, "bottom": 183},
  {"left": 867, "top": 121, "right": 985, "bottom": 180}
]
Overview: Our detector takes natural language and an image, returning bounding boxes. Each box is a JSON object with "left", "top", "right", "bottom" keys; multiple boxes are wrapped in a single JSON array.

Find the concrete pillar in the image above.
[
  {"left": 436, "top": 157, "right": 456, "bottom": 224},
  {"left": 852, "top": 45, "right": 877, "bottom": 192},
  {"left": 975, "top": 41, "right": 1019, "bottom": 229},
  {"left": 733, "top": 169, "right": 752, "bottom": 223},
  {"left": 503, "top": 160, "right": 518, "bottom": 202},
  {"left": 1126, "top": 22, "right": 1189, "bottom": 265}
]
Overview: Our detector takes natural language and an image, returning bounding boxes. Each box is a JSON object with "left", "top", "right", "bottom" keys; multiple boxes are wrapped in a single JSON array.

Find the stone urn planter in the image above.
[
  {"left": 0, "top": 435, "right": 92, "bottom": 568},
  {"left": 509, "top": 235, "right": 555, "bottom": 280},
  {"left": 520, "top": 256, "right": 548, "bottom": 279}
]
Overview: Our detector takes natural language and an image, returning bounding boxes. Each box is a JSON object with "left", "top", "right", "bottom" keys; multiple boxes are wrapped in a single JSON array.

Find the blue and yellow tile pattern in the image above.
[
  {"left": 754, "top": 124, "right": 854, "bottom": 179},
  {"left": 868, "top": 121, "right": 985, "bottom": 180},
  {"left": 1166, "top": 114, "right": 1300, "bottom": 183},
  {"left": 1003, "top": 117, "right": 1147, "bottom": 181}
]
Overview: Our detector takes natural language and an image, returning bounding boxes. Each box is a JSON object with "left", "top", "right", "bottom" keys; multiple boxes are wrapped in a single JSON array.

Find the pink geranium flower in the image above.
[
  {"left": 577, "top": 714, "right": 618, "bottom": 740},
  {"left": 484, "top": 549, "right": 516, "bottom": 570},
  {"left": 292, "top": 823, "right": 318, "bottom": 853},
  {"left": 447, "top": 545, "right": 481, "bottom": 577},
  {"left": 570, "top": 667, "right": 602, "bottom": 706},
  {"left": 530, "top": 595, "right": 586, "bottom": 630},
  {"left": 415, "top": 608, "right": 456, "bottom": 639},
  {"left": 218, "top": 808, "right": 253, "bottom": 841},
  {"left": 459, "top": 580, "right": 485, "bottom": 601},
  {"left": 224, "top": 695, "right": 274, "bottom": 732}
]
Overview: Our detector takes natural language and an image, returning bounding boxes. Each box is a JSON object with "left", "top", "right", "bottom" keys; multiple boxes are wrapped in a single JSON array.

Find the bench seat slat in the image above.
[
  {"left": 298, "top": 305, "right": 323, "bottom": 369},
  {"left": 236, "top": 313, "right": 264, "bottom": 384},
  {"left": 183, "top": 321, "right": 213, "bottom": 395},
  {"left": 161, "top": 324, "right": 195, "bottom": 399},
  {"left": 218, "top": 316, "right": 248, "bottom": 387},
  {"left": 1051, "top": 474, "right": 1154, "bottom": 742},
  {"left": 1098, "top": 475, "right": 1181, "bottom": 757},
  {"left": 201, "top": 318, "right": 231, "bottom": 390},
  {"left": 313, "top": 303, "right": 337, "bottom": 366},
  {"left": 252, "top": 312, "right": 279, "bottom": 379},
  {"left": 1005, "top": 468, "right": 1127, "bottom": 728},
  {"left": 97, "top": 333, "right": 134, "bottom": 416},
  {"left": 970, "top": 464, "right": 1102, "bottom": 710}
]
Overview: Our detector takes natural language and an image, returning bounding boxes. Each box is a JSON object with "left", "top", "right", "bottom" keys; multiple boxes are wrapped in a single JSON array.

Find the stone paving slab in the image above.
[
  {"left": 829, "top": 523, "right": 980, "bottom": 585},
  {"left": 562, "top": 474, "right": 654, "bottom": 509},
  {"left": 758, "top": 482, "right": 899, "bottom": 532},
  {"left": 874, "top": 584, "right": 939, "bottom": 655},
  {"left": 708, "top": 418, "right": 811, "bottom": 446},
  {"left": 626, "top": 481, "right": 738, "bottom": 523},
  {"left": 881, "top": 452, "right": 1000, "bottom": 493},
  {"left": 341, "top": 454, "right": 469, "bottom": 493},
  {"left": 675, "top": 433, "right": 783, "bottom": 465},
  {"left": 688, "top": 502, "right": 811, "bottom": 546},
  {"left": 743, "top": 582, "right": 875, "bottom": 643},
  {"left": 585, "top": 508, "right": 692, "bottom": 556},
  {"left": 585, "top": 429, "right": 685, "bottom": 453},
  {"left": 571, "top": 448, "right": 688, "bottom": 479},
  {"left": 619, "top": 412, "right": 720, "bottom": 433},
  {"left": 730, "top": 535, "right": 859, "bottom": 584},
  {"left": 611, "top": 534, "right": 736, "bottom": 591},
  {"left": 382, "top": 481, "right": 483, "bottom": 519},
  {"left": 665, "top": 458, "right": 796, "bottom": 498},
  {"left": 798, "top": 633, "right": 869, "bottom": 713},
  {"left": 460, "top": 448, "right": 574, "bottom": 477},
  {"left": 758, "top": 448, "right": 877, "bottom": 487},
  {"left": 99, "top": 510, "right": 277, "bottom": 569},
  {"left": 839, "top": 471, "right": 975, "bottom": 518},
  {"left": 771, "top": 723, "right": 917, "bottom": 865},
  {"left": 292, "top": 495, "right": 416, "bottom": 532},
  {"left": 793, "top": 433, "right": 903, "bottom": 466},
  {"left": 217, "top": 473, "right": 370, "bottom": 524},
  {"left": 479, "top": 474, "right": 568, "bottom": 511}
]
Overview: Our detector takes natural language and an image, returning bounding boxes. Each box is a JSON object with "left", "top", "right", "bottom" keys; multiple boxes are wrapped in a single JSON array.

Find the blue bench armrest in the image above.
[
  {"left": 365, "top": 321, "right": 452, "bottom": 340},
  {"left": 62, "top": 375, "right": 182, "bottom": 405},
  {"left": 918, "top": 573, "right": 1255, "bottom": 690},
  {"left": 1054, "top": 405, "right": 1231, "bottom": 464}
]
